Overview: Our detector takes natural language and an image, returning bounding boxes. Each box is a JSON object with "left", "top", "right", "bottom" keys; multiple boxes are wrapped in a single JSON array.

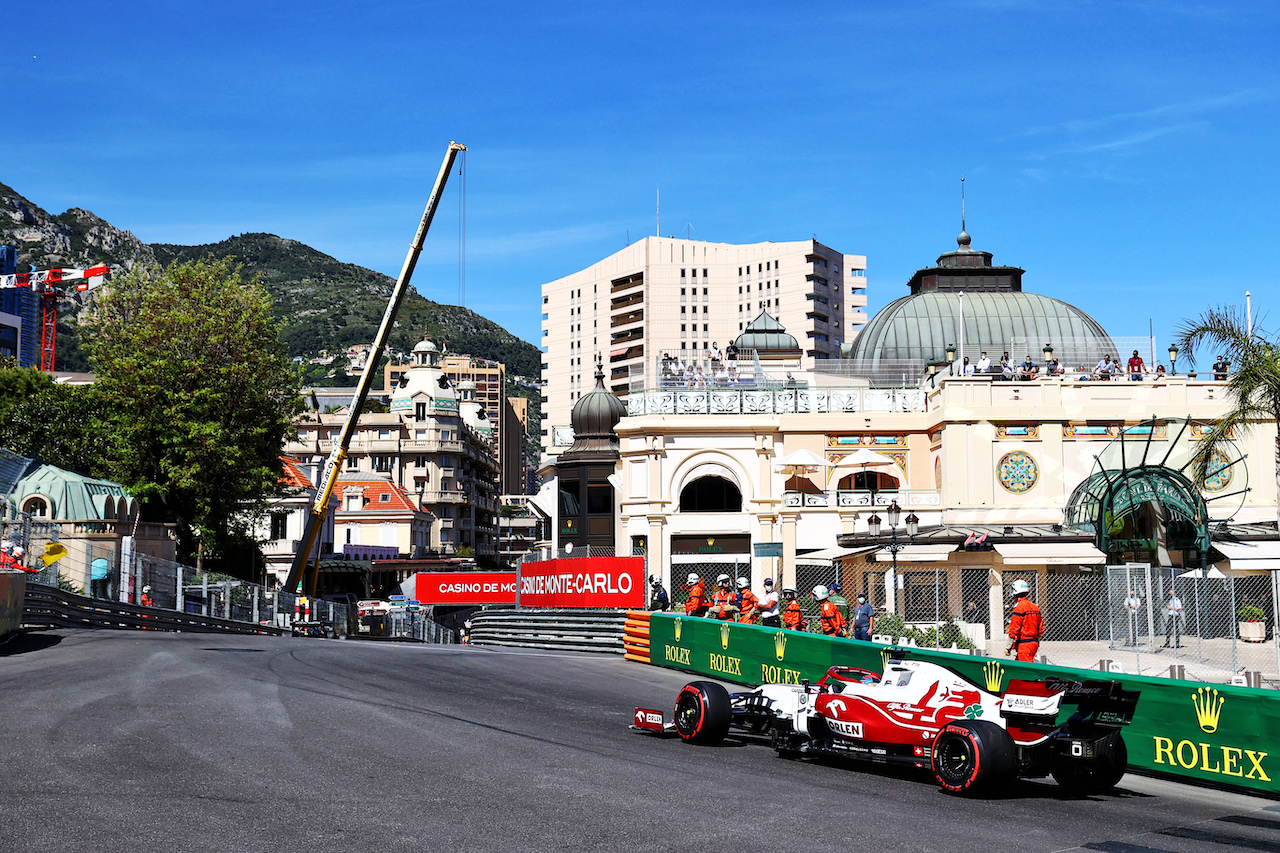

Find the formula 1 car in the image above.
[{"left": 633, "top": 656, "right": 1139, "bottom": 796}]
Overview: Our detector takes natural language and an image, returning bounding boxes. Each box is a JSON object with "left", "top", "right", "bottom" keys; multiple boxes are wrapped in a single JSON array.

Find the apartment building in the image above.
[
  {"left": 288, "top": 340, "right": 501, "bottom": 562},
  {"left": 385, "top": 353, "right": 531, "bottom": 496},
  {"left": 539, "top": 236, "right": 867, "bottom": 458}
]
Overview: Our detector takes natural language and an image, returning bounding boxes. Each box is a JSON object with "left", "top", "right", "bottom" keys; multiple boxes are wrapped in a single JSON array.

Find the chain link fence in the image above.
[{"left": 1028, "top": 564, "right": 1278, "bottom": 685}]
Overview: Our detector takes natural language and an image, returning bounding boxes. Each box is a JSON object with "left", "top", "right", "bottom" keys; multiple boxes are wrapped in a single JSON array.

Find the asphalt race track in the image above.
[{"left": 1, "top": 630, "right": 1277, "bottom": 853}]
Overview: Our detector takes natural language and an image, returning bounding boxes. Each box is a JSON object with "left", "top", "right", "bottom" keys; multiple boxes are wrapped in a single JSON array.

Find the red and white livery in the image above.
[{"left": 636, "top": 655, "right": 1139, "bottom": 796}]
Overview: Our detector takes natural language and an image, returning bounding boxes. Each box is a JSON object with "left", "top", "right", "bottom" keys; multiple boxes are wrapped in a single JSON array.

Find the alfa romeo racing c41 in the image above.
[{"left": 634, "top": 657, "right": 1139, "bottom": 795}]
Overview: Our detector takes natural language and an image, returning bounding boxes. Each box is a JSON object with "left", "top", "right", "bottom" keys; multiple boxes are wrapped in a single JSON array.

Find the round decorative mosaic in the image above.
[
  {"left": 997, "top": 451, "right": 1039, "bottom": 494},
  {"left": 1201, "top": 449, "right": 1233, "bottom": 493}
]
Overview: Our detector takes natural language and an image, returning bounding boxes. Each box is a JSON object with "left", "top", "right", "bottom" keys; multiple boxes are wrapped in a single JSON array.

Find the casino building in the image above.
[{"left": 565, "top": 228, "right": 1280, "bottom": 654}]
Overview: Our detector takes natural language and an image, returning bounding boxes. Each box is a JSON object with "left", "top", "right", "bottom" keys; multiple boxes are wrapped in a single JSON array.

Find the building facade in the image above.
[
  {"left": 287, "top": 339, "right": 502, "bottom": 562},
  {"left": 540, "top": 236, "right": 868, "bottom": 460}
]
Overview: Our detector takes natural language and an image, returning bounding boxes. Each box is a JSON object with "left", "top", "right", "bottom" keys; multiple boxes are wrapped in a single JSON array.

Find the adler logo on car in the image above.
[{"left": 1002, "top": 693, "right": 1062, "bottom": 716}]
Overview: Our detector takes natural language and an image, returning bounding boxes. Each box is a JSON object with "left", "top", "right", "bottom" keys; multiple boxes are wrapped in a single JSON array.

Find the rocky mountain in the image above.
[{"left": 0, "top": 181, "right": 541, "bottom": 381}]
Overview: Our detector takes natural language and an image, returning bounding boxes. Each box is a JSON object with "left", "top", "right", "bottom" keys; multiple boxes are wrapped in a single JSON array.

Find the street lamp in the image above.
[
  {"left": 880, "top": 501, "right": 909, "bottom": 617},
  {"left": 946, "top": 343, "right": 956, "bottom": 368},
  {"left": 1043, "top": 343, "right": 1054, "bottom": 363},
  {"left": 867, "top": 512, "right": 882, "bottom": 538},
  {"left": 1168, "top": 344, "right": 1179, "bottom": 375},
  {"left": 928, "top": 361, "right": 938, "bottom": 388}
]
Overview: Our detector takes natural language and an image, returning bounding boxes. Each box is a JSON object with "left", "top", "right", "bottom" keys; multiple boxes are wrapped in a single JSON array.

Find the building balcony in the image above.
[
  {"left": 421, "top": 491, "right": 467, "bottom": 504},
  {"left": 626, "top": 386, "right": 928, "bottom": 416},
  {"left": 611, "top": 310, "right": 644, "bottom": 328},
  {"left": 364, "top": 439, "right": 401, "bottom": 453}
]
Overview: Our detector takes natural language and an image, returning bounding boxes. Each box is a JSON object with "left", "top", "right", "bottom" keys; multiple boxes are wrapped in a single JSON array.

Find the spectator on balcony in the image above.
[
  {"left": 1213, "top": 356, "right": 1230, "bottom": 380},
  {"left": 1127, "top": 349, "right": 1147, "bottom": 381},
  {"left": 999, "top": 357, "right": 1014, "bottom": 381},
  {"left": 1046, "top": 357, "right": 1065, "bottom": 376},
  {"left": 960, "top": 356, "right": 974, "bottom": 376},
  {"left": 1154, "top": 364, "right": 1167, "bottom": 380},
  {"left": 1094, "top": 354, "right": 1119, "bottom": 380},
  {"left": 976, "top": 352, "right": 991, "bottom": 373},
  {"left": 1018, "top": 355, "right": 1039, "bottom": 381},
  {"left": 709, "top": 342, "right": 722, "bottom": 367}
]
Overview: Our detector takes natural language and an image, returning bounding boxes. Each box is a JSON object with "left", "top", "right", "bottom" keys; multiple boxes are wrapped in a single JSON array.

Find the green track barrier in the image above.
[{"left": 649, "top": 612, "right": 1279, "bottom": 796}]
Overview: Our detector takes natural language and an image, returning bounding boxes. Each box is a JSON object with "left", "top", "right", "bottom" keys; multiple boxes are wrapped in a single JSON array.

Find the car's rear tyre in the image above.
[
  {"left": 1052, "top": 732, "right": 1128, "bottom": 795},
  {"left": 931, "top": 720, "right": 1016, "bottom": 795},
  {"left": 673, "top": 681, "right": 732, "bottom": 745}
]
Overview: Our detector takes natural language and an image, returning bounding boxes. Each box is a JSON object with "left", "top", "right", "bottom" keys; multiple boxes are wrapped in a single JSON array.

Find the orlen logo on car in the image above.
[{"left": 828, "top": 719, "right": 864, "bottom": 739}]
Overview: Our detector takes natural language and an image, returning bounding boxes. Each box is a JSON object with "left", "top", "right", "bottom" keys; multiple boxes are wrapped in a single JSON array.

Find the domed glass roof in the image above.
[
  {"left": 846, "top": 290, "right": 1115, "bottom": 365},
  {"left": 845, "top": 231, "right": 1116, "bottom": 370},
  {"left": 734, "top": 311, "right": 799, "bottom": 353}
]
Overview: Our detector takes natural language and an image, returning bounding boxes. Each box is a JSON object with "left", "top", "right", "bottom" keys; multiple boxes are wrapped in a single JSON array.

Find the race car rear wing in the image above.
[{"left": 1002, "top": 678, "right": 1139, "bottom": 727}]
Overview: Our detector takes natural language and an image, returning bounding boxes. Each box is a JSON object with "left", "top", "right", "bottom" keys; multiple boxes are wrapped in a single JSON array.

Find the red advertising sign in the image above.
[
  {"left": 411, "top": 572, "right": 517, "bottom": 605},
  {"left": 518, "top": 557, "right": 645, "bottom": 608}
]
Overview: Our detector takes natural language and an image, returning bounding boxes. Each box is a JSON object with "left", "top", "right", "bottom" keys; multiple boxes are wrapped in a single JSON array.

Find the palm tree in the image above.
[{"left": 1176, "top": 305, "right": 1280, "bottom": 519}]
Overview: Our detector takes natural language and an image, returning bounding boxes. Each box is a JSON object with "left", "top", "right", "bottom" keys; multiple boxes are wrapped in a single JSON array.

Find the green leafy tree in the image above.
[
  {"left": 1176, "top": 306, "right": 1280, "bottom": 520},
  {"left": 0, "top": 360, "right": 111, "bottom": 474},
  {"left": 85, "top": 258, "right": 303, "bottom": 562}
]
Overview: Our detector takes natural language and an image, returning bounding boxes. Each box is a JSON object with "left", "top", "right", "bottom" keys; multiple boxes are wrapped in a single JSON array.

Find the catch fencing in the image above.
[
  {"left": 0, "top": 507, "right": 352, "bottom": 636},
  {"left": 385, "top": 610, "right": 457, "bottom": 643}
]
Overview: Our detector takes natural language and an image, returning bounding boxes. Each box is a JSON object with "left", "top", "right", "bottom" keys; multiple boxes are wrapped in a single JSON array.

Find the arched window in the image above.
[
  {"left": 23, "top": 496, "right": 49, "bottom": 518},
  {"left": 679, "top": 476, "right": 742, "bottom": 512}
]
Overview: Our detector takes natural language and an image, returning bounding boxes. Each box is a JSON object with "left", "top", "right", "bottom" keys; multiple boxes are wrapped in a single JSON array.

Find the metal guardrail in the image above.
[
  {"left": 22, "top": 584, "right": 285, "bottom": 636},
  {"left": 467, "top": 609, "right": 626, "bottom": 654}
]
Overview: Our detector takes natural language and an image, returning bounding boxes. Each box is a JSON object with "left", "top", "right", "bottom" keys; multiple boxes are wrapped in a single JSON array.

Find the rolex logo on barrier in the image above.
[
  {"left": 720, "top": 621, "right": 731, "bottom": 650},
  {"left": 1193, "top": 687, "right": 1224, "bottom": 734},
  {"left": 774, "top": 631, "right": 787, "bottom": 662},
  {"left": 673, "top": 618, "right": 682, "bottom": 642},
  {"left": 983, "top": 661, "right": 1005, "bottom": 693}
]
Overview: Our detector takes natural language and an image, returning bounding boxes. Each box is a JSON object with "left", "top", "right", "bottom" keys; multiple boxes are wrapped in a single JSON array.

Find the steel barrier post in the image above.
[{"left": 201, "top": 574, "right": 209, "bottom": 616}]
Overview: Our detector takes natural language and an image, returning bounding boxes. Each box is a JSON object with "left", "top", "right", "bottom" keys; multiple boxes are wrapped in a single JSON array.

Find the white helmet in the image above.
[
  {"left": 812, "top": 584, "right": 830, "bottom": 601},
  {"left": 142, "top": 585, "right": 151, "bottom": 593},
  {"left": 735, "top": 577, "right": 750, "bottom": 589},
  {"left": 12, "top": 545, "right": 24, "bottom": 558},
  {"left": 783, "top": 586, "right": 798, "bottom": 596},
  {"left": 0, "top": 542, "right": 10, "bottom": 553},
  {"left": 716, "top": 573, "right": 731, "bottom": 584},
  {"left": 686, "top": 572, "right": 700, "bottom": 584},
  {"left": 1010, "top": 579, "right": 1030, "bottom": 595}
]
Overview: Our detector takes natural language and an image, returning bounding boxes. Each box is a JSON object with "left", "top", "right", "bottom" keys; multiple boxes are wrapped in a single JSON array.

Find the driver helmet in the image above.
[
  {"left": 735, "top": 577, "right": 750, "bottom": 589},
  {"left": 782, "top": 586, "right": 797, "bottom": 597},
  {"left": 812, "top": 584, "right": 830, "bottom": 601},
  {"left": 716, "top": 573, "right": 731, "bottom": 586},
  {"left": 685, "top": 572, "right": 700, "bottom": 584},
  {"left": 1010, "top": 579, "right": 1030, "bottom": 596}
]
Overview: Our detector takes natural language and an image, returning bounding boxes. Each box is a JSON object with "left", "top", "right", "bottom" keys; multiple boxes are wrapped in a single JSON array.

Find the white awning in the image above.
[
  {"left": 994, "top": 542, "right": 1107, "bottom": 565},
  {"left": 1214, "top": 540, "right": 1280, "bottom": 570},
  {"left": 796, "top": 546, "right": 877, "bottom": 564},
  {"left": 874, "top": 544, "right": 956, "bottom": 563}
]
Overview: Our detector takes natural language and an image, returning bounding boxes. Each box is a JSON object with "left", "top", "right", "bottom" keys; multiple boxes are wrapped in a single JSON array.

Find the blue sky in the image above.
[{"left": 6, "top": 1, "right": 1277, "bottom": 368}]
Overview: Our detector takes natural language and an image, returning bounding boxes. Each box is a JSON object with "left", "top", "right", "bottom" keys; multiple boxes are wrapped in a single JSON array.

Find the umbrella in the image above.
[
  {"left": 1178, "top": 567, "right": 1226, "bottom": 579},
  {"left": 772, "top": 449, "right": 831, "bottom": 472},
  {"left": 830, "top": 448, "right": 899, "bottom": 488}
]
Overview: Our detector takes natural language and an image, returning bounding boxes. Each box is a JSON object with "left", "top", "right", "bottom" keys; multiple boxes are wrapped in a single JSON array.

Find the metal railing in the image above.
[
  {"left": 626, "top": 386, "right": 927, "bottom": 416},
  {"left": 467, "top": 608, "right": 626, "bottom": 653},
  {"left": 23, "top": 584, "right": 284, "bottom": 636}
]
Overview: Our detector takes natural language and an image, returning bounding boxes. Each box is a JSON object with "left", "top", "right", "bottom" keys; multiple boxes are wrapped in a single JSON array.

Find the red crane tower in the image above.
[{"left": 0, "top": 264, "right": 110, "bottom": 370}]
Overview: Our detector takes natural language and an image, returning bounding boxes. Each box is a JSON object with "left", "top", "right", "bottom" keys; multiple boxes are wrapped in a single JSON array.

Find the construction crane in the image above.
[
  {"left": 285, "top": 141, "right": 467, "bottom": 595},
  {"left": 0, "top": 264, "right": 111, "bottom": 370}
]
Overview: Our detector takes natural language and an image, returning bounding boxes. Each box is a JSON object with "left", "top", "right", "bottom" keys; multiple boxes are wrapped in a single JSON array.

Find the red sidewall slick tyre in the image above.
[
  {"left": 931, "top": 720, "right": 1016, "bottom": 795},
  {"left": 673, "top": 681, "right": 732, "bottom": 745}
]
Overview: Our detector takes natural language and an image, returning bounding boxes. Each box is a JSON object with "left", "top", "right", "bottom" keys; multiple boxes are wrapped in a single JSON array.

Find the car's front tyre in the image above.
[{"left": 673, "top": 681, "right": 732, "bottom": 745}]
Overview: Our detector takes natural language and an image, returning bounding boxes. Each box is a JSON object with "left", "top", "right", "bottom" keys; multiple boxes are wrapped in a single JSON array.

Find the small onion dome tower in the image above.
[
  {"left": 553, "top": 357, "right": 625, "bottom": 552},
  {"left": 561, "top": 359, "right": 627, "bottom": 463}
]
